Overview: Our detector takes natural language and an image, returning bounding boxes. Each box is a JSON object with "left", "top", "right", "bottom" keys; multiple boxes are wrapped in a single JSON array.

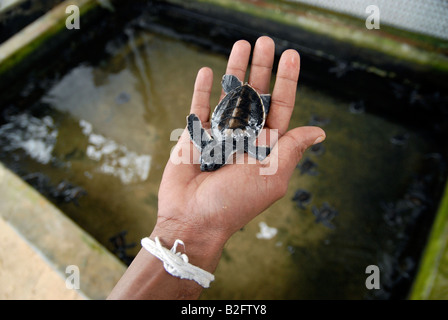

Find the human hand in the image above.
[{"left": 151, "top": 36, "right": 326, "bottom": 270}]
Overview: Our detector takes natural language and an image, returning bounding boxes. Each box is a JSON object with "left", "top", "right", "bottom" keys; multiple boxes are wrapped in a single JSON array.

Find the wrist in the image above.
[{"left": 150, "top": 217, "right": 227, "bottom": 274}]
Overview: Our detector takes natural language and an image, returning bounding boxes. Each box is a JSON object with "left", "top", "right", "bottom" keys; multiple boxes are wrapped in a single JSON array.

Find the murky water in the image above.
[{"left": 0, "top": 28, "right": 444, "bottom": 299}]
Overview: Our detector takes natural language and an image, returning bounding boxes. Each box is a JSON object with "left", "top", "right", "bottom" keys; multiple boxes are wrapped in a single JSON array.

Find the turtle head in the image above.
[{"left": 200, "top": 159, "right": 225, "bottom": 172}]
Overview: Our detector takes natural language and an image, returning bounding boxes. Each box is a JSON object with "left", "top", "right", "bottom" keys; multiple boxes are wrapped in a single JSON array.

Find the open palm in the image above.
[{"left": 155, "top": 36, "right": 326, "bottom": 245}]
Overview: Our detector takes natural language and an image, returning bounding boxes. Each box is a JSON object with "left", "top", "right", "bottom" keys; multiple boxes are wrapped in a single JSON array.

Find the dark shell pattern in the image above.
[
  {"left": 212, "top": 84, "right": 265, "bottom": 136},
  {"left": 187, "top": 74, "right": 271, "bottom": 171}
]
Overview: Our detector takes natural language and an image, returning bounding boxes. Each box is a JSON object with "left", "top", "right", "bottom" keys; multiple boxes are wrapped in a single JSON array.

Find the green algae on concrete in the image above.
[
  {"left": 167, "top": 0, "right": 448, "bottom": 73},
  {"left": 0, "top": 162, "right": 126, "bottom": 300},
  {"left": 410, "top": 181, "right": 448, "bottom": 299},
  {"left": 0, "top": 0, "right": 102, "bottom": 82}
]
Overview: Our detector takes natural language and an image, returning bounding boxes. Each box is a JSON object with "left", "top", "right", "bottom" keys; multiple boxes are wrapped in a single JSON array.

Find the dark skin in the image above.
[{"left": 107, "top": 36, "right": 326, "bottom": 300}]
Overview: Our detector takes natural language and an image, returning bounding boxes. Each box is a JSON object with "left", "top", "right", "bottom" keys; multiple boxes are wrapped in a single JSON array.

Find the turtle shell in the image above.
[{"left": 211, "top": 84, "right": 265, "bottom": 139}]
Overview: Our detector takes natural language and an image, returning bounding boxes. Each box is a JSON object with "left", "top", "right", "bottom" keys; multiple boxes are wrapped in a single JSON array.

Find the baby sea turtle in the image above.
[
  {"left": 115, "top": 91, "right": 131, "bottom": 105},
  {"left": 187, "top": 74, "right": 271, "bottom": 171},
  {"left": 309, "top": 142, "right": 325, "bottom": 156},
  {"left": 292, "top": 189, "right": 312, "bottom": 209},
  {"left": 50, "top": 180, "right": 87, "bottom": 206},
  {"left": 109, "top": 230, "right": 136, "bottom": 266},
  {"left": 328, "top": 61, "right": 353, "bottom": 78},
  {"left": 390, "top": 132, "right": 409, "bottom": 147},
  {"left": 296, "top": 157, "right": 318, "bottom": 175},
  {"left": 380, "top": 201, "right": 405, "bottom": 227},
  {"left": 308, "top": 114, "right": 330, "bottom": 127},
  {"left": 349, "top": 100, "right": 366, "bottom": 114},
  {"left": 311, "top": 202, "right": 338, "bottom": 229}
]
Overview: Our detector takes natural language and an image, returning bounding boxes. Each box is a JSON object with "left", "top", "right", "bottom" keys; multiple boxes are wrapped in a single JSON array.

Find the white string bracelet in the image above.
[{"left": 141, "top": 236, "right": 215, "bottom": 288}]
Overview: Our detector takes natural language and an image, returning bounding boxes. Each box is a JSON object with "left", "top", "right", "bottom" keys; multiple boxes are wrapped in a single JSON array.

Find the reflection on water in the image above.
[
  {"left": 0, "top": 28, "right": 444, "bottom": 299},
  {"left": 0, "top": 113, "right": 58, "bottom": 165},
  {"left": 256, "top": 222, "right": 278, "bottom": 240},
  {"left": 79, "top": 119, "right": 151, "bottom": 185}
]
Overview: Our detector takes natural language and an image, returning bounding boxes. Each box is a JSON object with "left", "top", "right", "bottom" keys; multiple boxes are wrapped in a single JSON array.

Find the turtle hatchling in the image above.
[{"left": 187, "top": 74, "right": 271, "bottom": 171}]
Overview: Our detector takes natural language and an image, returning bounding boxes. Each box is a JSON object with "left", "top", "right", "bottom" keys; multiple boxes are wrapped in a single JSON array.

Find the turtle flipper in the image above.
[
  {"left": 187, "top": 114, "right": 212, "bottom": 151},
  {"left": 222, "top": 74, "right": 243, "bottom": 94},
  {"left": 260, "top": 94, "right": 271, "bottom": 115},
  {"left": 244, "top": 137, "right": 271, "bottom": 161}
]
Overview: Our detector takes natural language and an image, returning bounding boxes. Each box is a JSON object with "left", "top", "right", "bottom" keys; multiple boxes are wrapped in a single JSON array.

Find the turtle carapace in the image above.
[{"left": 187, "top": 74, "right": 271, "bottom": 171}]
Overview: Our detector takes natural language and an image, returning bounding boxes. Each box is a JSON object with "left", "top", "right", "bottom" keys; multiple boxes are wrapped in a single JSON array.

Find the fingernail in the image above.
[{"left": 313, "top": 135, "right": 326, "bottom": 145}]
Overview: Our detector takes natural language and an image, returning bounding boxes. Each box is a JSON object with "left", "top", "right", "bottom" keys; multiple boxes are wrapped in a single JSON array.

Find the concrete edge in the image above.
[
  {"left": 0, "top": 0, "right": 102, "bottom": 81},
  {"left": 168, "top": 0, "right": 448, "bottom": 72},
  {"left": 0, "top": 162, "right": 126, "bottom": 300}
]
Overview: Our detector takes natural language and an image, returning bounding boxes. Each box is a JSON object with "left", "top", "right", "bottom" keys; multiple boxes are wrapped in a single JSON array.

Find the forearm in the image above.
[{"left": 107, "top": 225, "right": 225, "bottom": 300}]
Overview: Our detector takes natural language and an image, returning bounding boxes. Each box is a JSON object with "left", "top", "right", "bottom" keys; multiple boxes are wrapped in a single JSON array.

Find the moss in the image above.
[
  {"left": 172, "top": 0, "right": 448, "bottom": 73},
  {"left": 0, "top": 0, "right": 100, "bottom": 78},
  {"left": 80, "top": 232, "right": 106, "bottom": 254},
  {"left": 410, "top": 181, "right": 448, "bottom": 299}
]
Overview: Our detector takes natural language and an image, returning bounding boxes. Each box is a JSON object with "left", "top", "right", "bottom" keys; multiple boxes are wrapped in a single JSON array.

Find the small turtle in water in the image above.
[
  {"left": 328, "top": 61, "right": 353, "bottom": 78},
  {"left": 390, "top": 132, "right": 409, "bottom": 147},
  {"left": 311, "top": 202, "right": 338, "bottom": 229},
  {"left": 22, "top": 172, "right": 50, "bottom": 194},
  {"left": 292, "top": 189, "right": 312, "bottom": 209},
  {"left": 308, "top": 142, "right": 325, "bottom": 156},
  {"left": 115, "top": 91, "right": 131, "bottom": 105},
  {"left": 187, "top": 74, "right": 271, "bottom": 171},
  {"left": 380, "top": 201, "right": 405, "bottom": 227},
  {"left": 296, "top": 157, "right": 318, "bottom": 175},
  {"left": 109, "top": 230, "right": 136, "bottom": 266},
  {"left": 308, "top": 114, "right": 330, "bottom": 127},
  {"left": 349, "top": 100, "right": 366, "bottom": 114},
  {"left": 50, "top": 180, "right": 87, "bottom": 206}
]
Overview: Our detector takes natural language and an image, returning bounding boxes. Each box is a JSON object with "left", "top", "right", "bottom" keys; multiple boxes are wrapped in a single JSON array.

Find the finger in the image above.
[
  {"left": 267, "top": 49, "right": 301, "bottom": 136},
  {"left": 248, "top": 36, "right": 275, "bottom": 94},
  {"left": 190, "top": 67, "right": 214, "bottom": 123},
  {"left": 221, "top": 40, "right": 251, "bottom": 99}
]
